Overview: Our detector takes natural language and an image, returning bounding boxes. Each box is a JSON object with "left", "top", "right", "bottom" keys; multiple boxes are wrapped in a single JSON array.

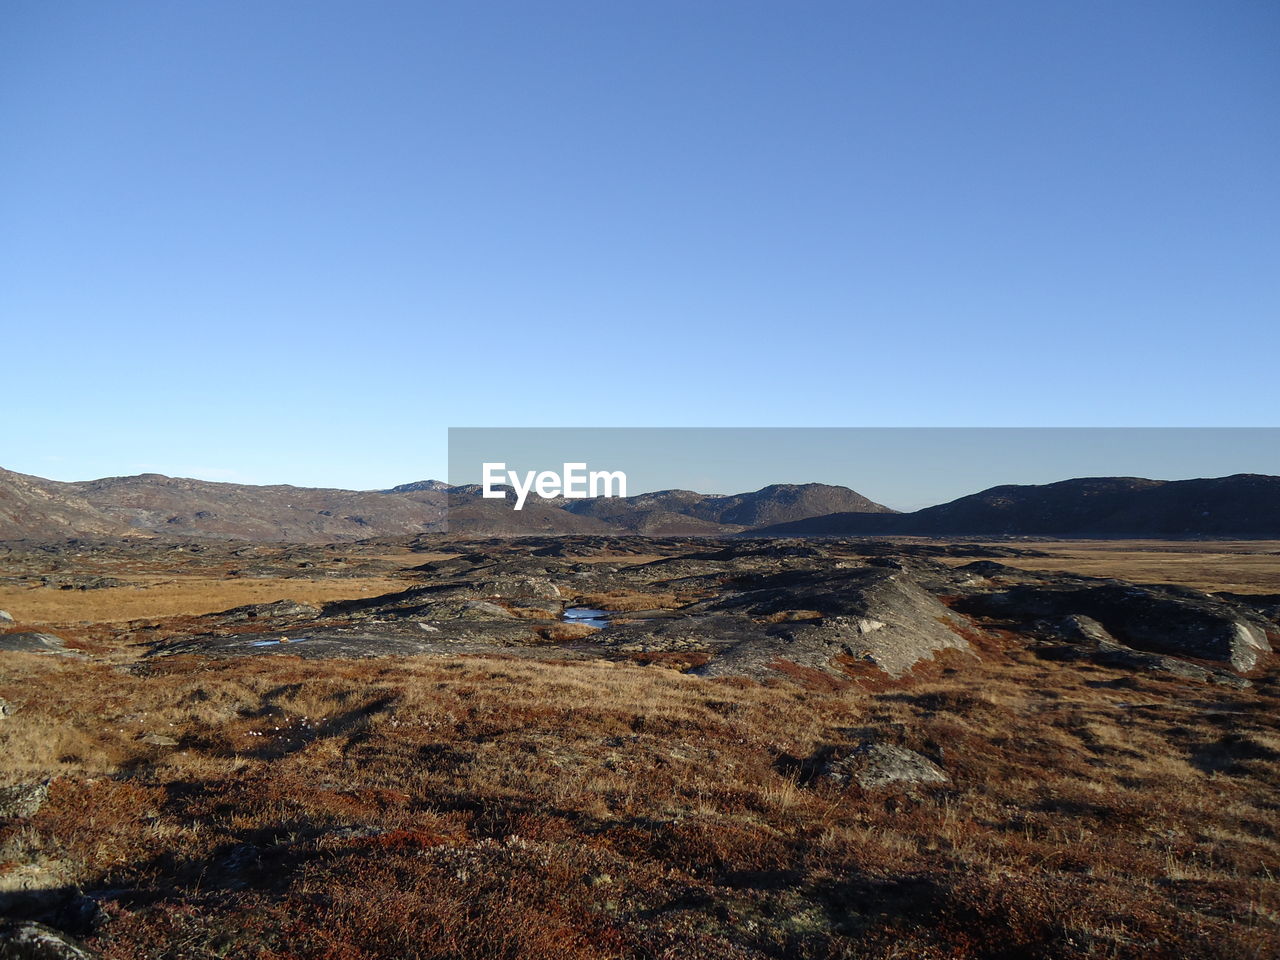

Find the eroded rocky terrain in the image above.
[
  {"left": 62, "top": 537, "right": 1269, "bottom": 686},
  {"left": 1, "top": 535, "right": 1278, "bottom": 959}
]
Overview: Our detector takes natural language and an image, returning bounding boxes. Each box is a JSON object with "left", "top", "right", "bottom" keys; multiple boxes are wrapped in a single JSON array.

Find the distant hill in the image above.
[
  {"left": 563, "top": 482, "right": 894, "bottom": 535},
  {"left": 0, "top": 467, "right": 135, "bottom": 540},
  {"left": 0, "top": 469, "right": 449, "bottom": 542},
  {"left": 747, "top": 474, "right": 1280, "bottom": 539},
  {"left": 0, "top": 469, "right": 888, "bottom": 542},
  {"left": 3, "top": 467, "right": 1275, "bottom": 542},
  {"left": 383, "top": 479, "right": 451, "bottom": 493},
  {"left": 705, "top": 483, "right": 895, "bottom": 527}
]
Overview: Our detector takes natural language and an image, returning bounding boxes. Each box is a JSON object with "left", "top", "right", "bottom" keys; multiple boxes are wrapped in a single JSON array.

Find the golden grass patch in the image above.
[
  {"left": 939, "top": 540, "right": 1280, "bottom": 593},
  {"left": 0, "top": 576, "right": 408, "bottom": 625},
  {"left": 571, "top": 590, "right": 682, "bottom": 612}
]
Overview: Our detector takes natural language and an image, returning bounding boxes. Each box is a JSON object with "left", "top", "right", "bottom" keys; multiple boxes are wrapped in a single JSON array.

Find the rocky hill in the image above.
[
  {"left": 4, "top": 467, "right": 1277, "bottom": 542},
  {"left": 0, "top": 468, "right": 133, "bottom": 540},
  {"left": 0, "top": 469, "right": 450, "bottom": 542},
  {"left": 748, "top": 474, "right": 1280, "bottom": 539},
  {"left": 0, "top": 469, "right": 888, "bottom": 542},
  {"left": 565, "top": 482, "right": 895, "bottom": 530}
]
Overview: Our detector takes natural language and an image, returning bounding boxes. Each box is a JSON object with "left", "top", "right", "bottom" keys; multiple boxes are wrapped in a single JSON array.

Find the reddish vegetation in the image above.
[
  {"left": 1, "top": 536, "right": 1278, "bottom": 958},
  {"left": 2, "top": 638, "right": 1278, "bottom": 959}
]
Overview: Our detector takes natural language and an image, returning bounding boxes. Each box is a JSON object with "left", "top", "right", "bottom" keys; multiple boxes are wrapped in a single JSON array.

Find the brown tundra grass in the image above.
[{"left": 2, "top": 634, "right": 1278, "bottom": 960}]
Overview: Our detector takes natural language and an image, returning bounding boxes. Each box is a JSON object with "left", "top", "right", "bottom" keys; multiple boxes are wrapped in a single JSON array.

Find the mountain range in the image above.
[
  {"left": 749, "top": 474, "right": 1280, "bottom": 539},
  {"left": 1, "top": 466, "right": 1276, "bottom": 542}
]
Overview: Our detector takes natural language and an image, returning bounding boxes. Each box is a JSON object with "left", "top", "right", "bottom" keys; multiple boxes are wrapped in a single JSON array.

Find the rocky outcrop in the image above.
[
  {"left": 957, "top": 583, "right": 1272, "bottom": 672},
  {"left": 219, "top": 600, "right": 323, "bottom": 624},
  {"left": 115, "top": 536, "right": 1268, "bottom": 685},
  {"left": 0, "top": 634, "right": 77, "bottom": 657},
  {"left": 1039, "top": 615, "right": 1251, "bottom": 687},
  {"left": 692, "top": 567, "right": 973, "bottom": 678}
]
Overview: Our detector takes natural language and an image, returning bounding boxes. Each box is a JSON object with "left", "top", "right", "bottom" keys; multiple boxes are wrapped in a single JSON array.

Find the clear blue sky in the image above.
[{"left": 3, "top": 1, "right": 1277, "bottom": 491}]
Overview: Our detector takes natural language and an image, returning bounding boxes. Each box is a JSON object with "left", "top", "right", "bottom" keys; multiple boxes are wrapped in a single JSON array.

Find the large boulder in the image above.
[{"left": 821, "top": 742, "right": 950, "bottom": 790}]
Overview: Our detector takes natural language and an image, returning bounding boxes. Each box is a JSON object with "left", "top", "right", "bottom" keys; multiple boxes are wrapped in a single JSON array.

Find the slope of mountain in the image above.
[
  {"left": 564, "top": 482, "right": 893, "bottom": 531},
  {"left": 747, "top": 475, "right": 1280, "bottom": 539},
  {"left": 0, "top": 467, "right": 135, "bottom": 540},
  {"left": 58, "top": 473, "right": 450, "bottom": 541},
  {"left": 383, "top": 480, "right": 451, "bottom": 493},
  {"left": 704, "top": 482, "right": 894, "bottom": 526}
]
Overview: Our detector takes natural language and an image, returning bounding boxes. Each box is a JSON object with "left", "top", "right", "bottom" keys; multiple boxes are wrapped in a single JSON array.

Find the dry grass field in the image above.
[
  {"left": 7, "top": 541, "right": 1270, "bottom": 629},
  {"left": 3, "top": 643, "right": 1277, "bottom": 959},
  {"left": 1, "top": 538, "right": 1277, "bottom": 959},
  {"left": 942, "top": 541, "right": 1280, "bottom": 594},
  {"left": 0, "top": 577, "right": 412, "bottom": 625}
]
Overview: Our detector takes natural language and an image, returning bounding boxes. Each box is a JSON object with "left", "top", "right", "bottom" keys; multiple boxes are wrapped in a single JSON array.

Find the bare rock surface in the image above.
[
  {"left": 0, "top": 782, "right": 49, "bottom": 819},
  {"left": 821, "top": 743, "right": 950, "bottom": 790},
  {"left": 0, "top": 922, "right": 96, "bottom": 960},
  {"left": 0, "top": 635, "right": 80, "bottom": 658},
  {"left": 692, "top": 567, "right": 972, "bottom": 678}
]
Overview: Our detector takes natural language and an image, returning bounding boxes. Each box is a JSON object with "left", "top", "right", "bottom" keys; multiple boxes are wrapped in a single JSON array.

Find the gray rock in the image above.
[
  {"left": 460, "top": 600, "right": 517, "bottom": 620},
  {"left": 0, "top": 610, "right": 13, "bottom": 622},
  {"left": 473, "top": 576, "right": 561, "bottom": 599},
  {"left": 0, "top": 698, "right": 10, "bottom": 718},
  {"left": 1057, "top": 614, "right": 1117, "bottom": 645},
  {"left": 0, "top": 921, "right": 96, "bottom": 959},
  {"left": 0, "top": 634, "right": 67, "bottom": 655},
  {"left": 822, "top": 743, "right": 950, "bottom": 790},
  {"left": 0, "top": 782, "right": 49, "bottom": 819}
]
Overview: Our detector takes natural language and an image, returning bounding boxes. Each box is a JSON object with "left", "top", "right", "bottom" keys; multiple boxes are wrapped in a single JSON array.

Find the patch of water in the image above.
[
  {"left": 250, "top": 636, "right": 311, "bottom": 647},
  {"left": 562, "top": 608, "right": 611, "bottom": 629}
]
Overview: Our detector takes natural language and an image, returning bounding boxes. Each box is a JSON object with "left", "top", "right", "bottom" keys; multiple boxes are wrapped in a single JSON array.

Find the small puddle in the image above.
[
  {"left": 562, "top": 608, "right": 611, "bottom": 629},
  {"left": 250, "top": 636, "right": 311, "bottom": 647}
]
